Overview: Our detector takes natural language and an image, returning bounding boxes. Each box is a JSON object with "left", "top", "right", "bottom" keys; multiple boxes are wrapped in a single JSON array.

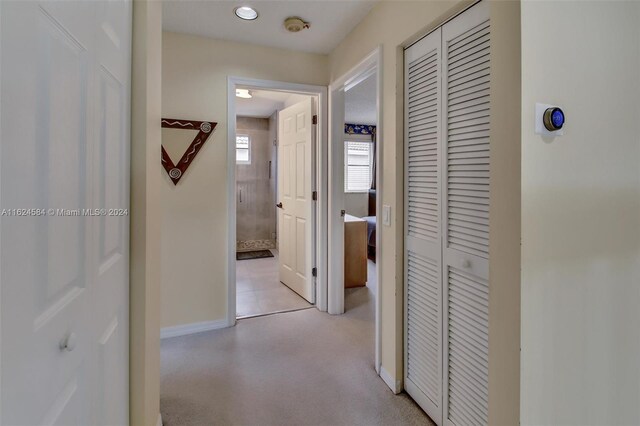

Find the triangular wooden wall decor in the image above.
[{"left": 161, "top": 118, "right": 217, "bottom": 185}]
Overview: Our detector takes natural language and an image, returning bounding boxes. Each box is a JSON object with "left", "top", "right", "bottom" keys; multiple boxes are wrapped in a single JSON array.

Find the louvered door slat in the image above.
[
  {"left": 446, "top": 267, "right": 489, "bottom": 426},
  {"left": 407, "top": 38, "right": 441, "bottom": 245},
  {"left": 411, "top": 69, "right": 439, "bottom": 84},
  {"left": 449, "top": 353, "right": 488, "bottom": 394},
  {"left": 449, "top": 89, "right": 491, "bottom": 109},
  {"left": 405, "top": 3, "right": 490, "bottom": 425},
  {"left": 442, "top": 3, "right": 490, "bottom": 426},
  {"left": 449, "top": 21, "right": 490, "bottom": 51},
  {"left": 404, "top": 27, "right": 443, "bottom": 425},
  {"left": 449, "top": 383, "right": 487, "bottom": 423},
  {"left": 406, "top": 252, "right": 442, "bottom": 410},
  {"left": 449, "top": 99, "right": 490, "bottom": 117},
  {"left": 445, "top": 45, "right": 491, "bottom": 258}
]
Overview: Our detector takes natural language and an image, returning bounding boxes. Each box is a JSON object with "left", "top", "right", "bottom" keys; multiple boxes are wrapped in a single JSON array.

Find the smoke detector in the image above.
[{"left": 284, "top": 17, "right": 310, "bottom": 33}]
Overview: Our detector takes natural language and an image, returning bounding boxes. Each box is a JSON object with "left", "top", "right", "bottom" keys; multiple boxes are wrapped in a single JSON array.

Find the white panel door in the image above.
[
  {"left": 404, "top": 28, "right": 444, "bottom": 425},
  {"left": 442, "top": 3, "right": 490, "bottom": 426},
  {"left": 277, "top": 98, "right": 315, "bottom": 303},
  {"left": 0, "top": 1, "right": 131, "bottom": 425},
  {"left": 89, "top": 1, "right": 131, "bottom": 424}
]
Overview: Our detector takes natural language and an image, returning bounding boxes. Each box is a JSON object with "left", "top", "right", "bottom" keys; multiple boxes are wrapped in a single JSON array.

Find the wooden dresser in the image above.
[{"left": 344, "top": 214, "right": 367, "bottom": 287}]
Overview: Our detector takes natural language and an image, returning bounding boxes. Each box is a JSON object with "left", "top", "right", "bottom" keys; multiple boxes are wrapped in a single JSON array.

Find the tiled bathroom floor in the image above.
[{"left": 236, "top": 249, "right": 312, "bottom": 318}]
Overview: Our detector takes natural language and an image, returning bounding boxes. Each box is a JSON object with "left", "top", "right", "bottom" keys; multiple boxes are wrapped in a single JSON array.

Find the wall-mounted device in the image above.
[
  {"left": 382, "top": 205, "right": 391, "bottom": 226},
  {"left": 535, "top": 103, "right": 565, "bottom": 136},
  {"left": 543, "top": 107, "right": 565, "bottom": 131}
]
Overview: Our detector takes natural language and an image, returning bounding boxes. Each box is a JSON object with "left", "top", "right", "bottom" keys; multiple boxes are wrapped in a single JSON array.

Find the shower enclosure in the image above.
[{"left": 236, "top": 114, "right": 278, "bottom": 251}]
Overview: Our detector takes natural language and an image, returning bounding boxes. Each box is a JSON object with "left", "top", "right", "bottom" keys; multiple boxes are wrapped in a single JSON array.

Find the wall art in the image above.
[{"left": 161, "top": 118, "right": 217, "bottom": 185}]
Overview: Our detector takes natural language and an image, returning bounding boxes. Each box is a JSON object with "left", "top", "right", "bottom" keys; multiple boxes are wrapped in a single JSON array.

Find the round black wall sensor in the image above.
[{"left": 543, "top": 107, "right": 565, "bottom": 131}]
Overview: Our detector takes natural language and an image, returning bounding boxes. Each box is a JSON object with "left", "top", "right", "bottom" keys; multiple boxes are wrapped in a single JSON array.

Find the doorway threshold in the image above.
[{"left": 236, "top": 305, "right": 315, "bottom": 321}]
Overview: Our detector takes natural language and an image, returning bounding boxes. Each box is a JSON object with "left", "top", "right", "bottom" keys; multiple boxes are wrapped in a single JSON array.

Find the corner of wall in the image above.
[
  {"left": 130, "top": 1, "right": 162, "bottom": 425},
  {"left": 488, "top": 1, "right": 521, "bottom": 425}
]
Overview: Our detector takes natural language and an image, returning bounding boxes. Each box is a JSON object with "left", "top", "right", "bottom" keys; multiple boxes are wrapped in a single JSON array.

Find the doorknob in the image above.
[
  {"left": 340, "top": 209, "right": 346, "bottom": 217},
  {"left": 461, "top": 259, "right": 472, "bottom": 269},
  {"left": 60, "top": 332, "right": 77, "bottom": 352},
  {"left": 276, "top": 202, "right": 283, "bottom": 209}
]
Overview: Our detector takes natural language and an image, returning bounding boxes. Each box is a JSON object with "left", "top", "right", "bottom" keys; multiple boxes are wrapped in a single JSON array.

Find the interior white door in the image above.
[
  {"left": 404, "top": 27, "right": 444, "bottom": 425},
  {"left": 442, "top": 3, "right": 490, "bottom": 425},
  {"left": 0, "top": 1, "right": 131, "bottom": 425},
  {"left": 277, "top": 98, "right": 315, "bottom": 303},
  {"left": 328, "top": 87, "right": 345, "bottom": 315}
]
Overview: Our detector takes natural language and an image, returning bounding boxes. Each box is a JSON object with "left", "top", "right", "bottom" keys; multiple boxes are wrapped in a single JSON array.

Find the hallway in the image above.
[{"left": 160, "top": 279, "right": 433, "bottom": 426}]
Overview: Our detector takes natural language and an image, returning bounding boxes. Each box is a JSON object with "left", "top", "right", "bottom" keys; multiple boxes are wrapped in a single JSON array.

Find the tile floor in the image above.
[{"left": 236, "top": 249, "right": 312, "bottom": 318}]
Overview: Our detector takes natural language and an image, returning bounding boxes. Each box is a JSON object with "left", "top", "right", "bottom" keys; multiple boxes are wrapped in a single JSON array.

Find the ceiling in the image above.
[
  {"left": 237, "top": 74, "right": 377, "bottom": 121},
  {"left": 162, "top": 0, "right": 377, "bottom": 54},
  {"left": 345, "top": 72, "right": 377, "bottom": 125},
  {"left": 236, "top": 90, "right": 289, "bottom": 117}
]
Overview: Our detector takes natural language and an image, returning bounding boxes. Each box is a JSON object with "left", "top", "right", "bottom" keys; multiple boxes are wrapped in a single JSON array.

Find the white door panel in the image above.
[
  {"left": 442, "top": 4, "right": 490, "bottom": 425},
  {"left": 327, "top": 88, "right": 345, "bottom": 315},
  {"left": 277, "top": 98, "right": 315, "bottom": 303},
  {"left": 1, "top": 1, "right": 131, "bottom": 424},
  {"left": 90, "top": 1, "right": 130, "bottom": 424},
  {"left": 404, "top": 27, "right": 443, "bottom": 425}
]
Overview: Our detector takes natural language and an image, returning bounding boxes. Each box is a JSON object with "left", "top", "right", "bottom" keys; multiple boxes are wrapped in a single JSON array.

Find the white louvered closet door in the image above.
[
  {"left": 404, "top": 2, "right": 490, "bottom": 425},
  {"left": 403, "top": 28, "right": 443, "bottom": 425},
  {"left": 442, "top": 2, "right": 490, "bottom": 426}
]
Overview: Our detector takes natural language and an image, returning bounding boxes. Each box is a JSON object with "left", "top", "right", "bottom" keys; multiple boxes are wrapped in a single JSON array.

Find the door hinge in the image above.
[
  {"left": 312, "top": 191, "right": 317, "bottom": 201},
  {"left": 312, "top": 115, "right": 318, "bottom": 125},
  {"left": 312, "top": 267, "right": 317, "bottom": 277}
]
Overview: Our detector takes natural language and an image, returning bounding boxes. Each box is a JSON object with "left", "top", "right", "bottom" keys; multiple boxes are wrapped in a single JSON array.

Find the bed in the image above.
[{"left": 362, "top": 189, "right": 376, "bottom": 262}]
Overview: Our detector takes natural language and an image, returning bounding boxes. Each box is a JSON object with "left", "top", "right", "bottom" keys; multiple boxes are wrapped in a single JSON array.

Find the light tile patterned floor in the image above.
[{"left": 236, "top": 249, "right": 312, "bottom": 318}]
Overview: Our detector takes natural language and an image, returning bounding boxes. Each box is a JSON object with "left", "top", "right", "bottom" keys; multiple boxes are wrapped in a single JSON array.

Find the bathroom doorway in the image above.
[{"left": 233, "top": 86, "right": 319, "bottom": 319}]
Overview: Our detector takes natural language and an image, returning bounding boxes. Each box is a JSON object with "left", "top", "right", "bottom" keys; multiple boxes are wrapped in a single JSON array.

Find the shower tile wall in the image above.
[{"left": 236, "top": 115, "right": 277, "bottom": 251}]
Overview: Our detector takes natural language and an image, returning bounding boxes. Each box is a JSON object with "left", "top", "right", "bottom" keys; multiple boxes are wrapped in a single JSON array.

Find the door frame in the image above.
[
  {"left": 328, "top": 46, "right": 383, "bottom": 373},
  {"left": 226, "top": 77, "right": 328, "bottom": 325}
]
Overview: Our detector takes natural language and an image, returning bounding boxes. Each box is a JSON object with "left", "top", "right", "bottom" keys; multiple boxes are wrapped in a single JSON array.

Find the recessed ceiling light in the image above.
[
  {"left": 234, "top": 6, "right": 258, "bottom": 21},
  {"left": 236, "top": 89, "right": 252, "bottom": 99}
]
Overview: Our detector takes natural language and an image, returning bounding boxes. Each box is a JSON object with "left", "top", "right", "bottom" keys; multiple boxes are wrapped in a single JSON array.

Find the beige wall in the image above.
[
  {"left": 161, "top": 32, "right": 328, "bottom": 328},
  {"left": 130, "top": 1, "right": 162, "bottom": 425},
  {"left": 521, "top": 2, "right": 640, "bottom": 425},
  {"left": 329, "top": 1, "right": 521, "bottom": 422},
  {"left": 487, "top": 2, "right": 521, "bottom": 424}
]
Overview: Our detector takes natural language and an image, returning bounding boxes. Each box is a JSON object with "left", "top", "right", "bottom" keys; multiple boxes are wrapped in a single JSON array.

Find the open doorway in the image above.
[
  {"left": 227, "top": 78, "right": 328, "bottom": 322},
  {"left": 234, "top": 89, "right": 316, "bottom": 318},
  {"left": 343, "top": 73, "right": 378, "bottom": 312},
  {"left": 328, "top": 48, "right": 382, "bottom": 372}
]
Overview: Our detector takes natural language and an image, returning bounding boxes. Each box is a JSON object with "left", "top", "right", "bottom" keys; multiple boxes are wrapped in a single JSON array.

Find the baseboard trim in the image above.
[
  {"left": 380, "top": 366, "right": 402, "bottom": 394},
  {"left": 157, "top": 413, "right": 162, "bottom": 426},
  {"left": 161, "top": 319, "right": 228, "bottom": 339}
]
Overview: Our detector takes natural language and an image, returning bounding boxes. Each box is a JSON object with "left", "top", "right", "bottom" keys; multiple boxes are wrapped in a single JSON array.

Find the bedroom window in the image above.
[
  {"left": 344, "top": 140, "right": 372, "bottom": 193},
  {"left": 236, "top": 134, "right": 251, "bottom": 164}
]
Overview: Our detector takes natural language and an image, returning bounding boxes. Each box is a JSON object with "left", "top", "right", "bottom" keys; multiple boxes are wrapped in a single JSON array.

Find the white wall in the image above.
[
  {"left": 284, "top": 93, "right": 310, "bottom": 108},
  {"left": 161, "top": 32, "right": 328, "bottom": 328},
  {"left": 521, "top": 2, "right": 640, "bottom": 424},
  {"left": 344, "top": 192, "right": 369, "bottom": 217}
]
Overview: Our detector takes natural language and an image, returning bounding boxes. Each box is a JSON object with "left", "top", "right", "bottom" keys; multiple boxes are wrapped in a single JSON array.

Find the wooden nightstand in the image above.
[{"left": 344, "top": 214, "right": 368, "bottom": 288}]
